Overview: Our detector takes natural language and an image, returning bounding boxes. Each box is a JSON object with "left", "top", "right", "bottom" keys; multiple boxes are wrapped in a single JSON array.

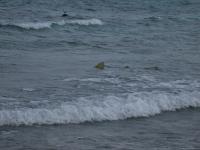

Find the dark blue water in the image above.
[{"left": 0, "top": 0, "right": 200, "bottom": 149}]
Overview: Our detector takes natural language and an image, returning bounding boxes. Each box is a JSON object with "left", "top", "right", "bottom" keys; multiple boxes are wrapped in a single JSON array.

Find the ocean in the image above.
[{"left": 0, "top": 0, "right": 200, "bottom": 149}]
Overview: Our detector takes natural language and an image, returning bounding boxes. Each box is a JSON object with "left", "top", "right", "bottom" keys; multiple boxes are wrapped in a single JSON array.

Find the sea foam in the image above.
[
  {"left": 0, "top": 18, "right": 103, "bottom": 30},
  {"left": 0, "top": 91, "right": 199, "bottom": 126},
  {"left": 63, "top": 77, "right": 120, "bottom": 84}
]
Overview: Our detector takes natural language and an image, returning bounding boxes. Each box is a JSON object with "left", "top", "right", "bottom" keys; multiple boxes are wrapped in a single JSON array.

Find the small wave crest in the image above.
[
  {"left": 68, "top": 18, "right": 103, "bottom": 26},
  {"left": 63, "top": 77, "right": 120, "bottom": 84},
  {"left": 22, "top": 88, "right": 35, "bottom": 92},
  {"left": 0, "top": 18, "right": 103, "bottom": 30},
  {"left": 0, "top": 91, "right": 199, "bottom": 126}
]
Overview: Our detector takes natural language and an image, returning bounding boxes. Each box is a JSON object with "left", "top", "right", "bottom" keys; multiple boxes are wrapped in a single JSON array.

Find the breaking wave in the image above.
[
  {"left": 63, "top": 77, "right": 121, "bottom": 84},
  {"left": 0, "top": 18, "right": 103, "bottom": 30},
  {"left": 0, "top": 91, "right": 200, "bottom": 126}
]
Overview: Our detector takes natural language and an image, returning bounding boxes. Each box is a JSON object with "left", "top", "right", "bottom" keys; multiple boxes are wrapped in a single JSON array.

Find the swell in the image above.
[
  {"left": 0, "top": 91, "right": 200, "bottom": 126},
  {"left": 0, "top": 18, "right": 103, "bottom": 30}
]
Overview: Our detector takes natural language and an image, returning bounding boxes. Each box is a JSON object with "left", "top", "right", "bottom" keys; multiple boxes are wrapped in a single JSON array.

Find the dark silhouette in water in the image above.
[
  {"left": 124, "top": 65, "right": 130, "bottom": 69},
  {"left": 62, "top": 11, "right": 68, "bottom": 17},
  {"left": 144, "top": 66, "right": 161, "bottom": 71}
]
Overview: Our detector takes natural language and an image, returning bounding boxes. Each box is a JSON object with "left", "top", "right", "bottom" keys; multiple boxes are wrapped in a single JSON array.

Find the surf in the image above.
[
  {"left": 0, "top": 18, "right": 103, "bottom": 30},
  {"left": 0, "top": 90, "right": 199, "bottom": 126}
]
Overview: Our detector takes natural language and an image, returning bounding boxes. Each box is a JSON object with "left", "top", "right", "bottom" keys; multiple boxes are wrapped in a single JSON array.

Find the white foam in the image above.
[
  {"left": 22, "top": 88, "right": 35, "bottom": 92},
  {"left": 63, "top": 77, "right": 102, "bottom": 82},
  {"left": 1, "top": 18, "right": 103, "bottom": 29},
  {"left": 0, "top": 91, "right": 199, "bottom": 126},
  {"left": 63, "top": 77, "right": 120, "bottom": 84},
  {"left": 68, "top": 18, "right": 103, "bottom": 25},
  {"left": 156, "top": 80, "right": 200, "bottom": 90},
  {"left": 16, "top": 22, "right": 54, "bottom": 29}
]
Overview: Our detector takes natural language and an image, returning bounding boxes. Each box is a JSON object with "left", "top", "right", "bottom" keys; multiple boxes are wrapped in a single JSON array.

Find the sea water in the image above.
[{"left": 0, "top": 0, "right": 200, "bottom": 149}]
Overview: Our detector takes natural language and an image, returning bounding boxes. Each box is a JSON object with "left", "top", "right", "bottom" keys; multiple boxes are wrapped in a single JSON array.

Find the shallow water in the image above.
[{"left": 0, "top": 0, "right": 200, "bottom": 149}]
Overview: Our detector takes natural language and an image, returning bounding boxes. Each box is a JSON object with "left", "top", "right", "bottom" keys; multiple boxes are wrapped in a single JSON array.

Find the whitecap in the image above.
[
  {"left": 22, "top": 88, "right": 35, "bottom": 92},
  {"left": 0, "top": 90, "right": 199, "bottom": 126},
  {"left": 68, "top": 18, "right": 103, "bottom": 25},
  {"left": 63, "top": 77, "right": 120, "bottom": 84},
  {"left": 0, "top": 18, "right": 103, "bottom": 30}
]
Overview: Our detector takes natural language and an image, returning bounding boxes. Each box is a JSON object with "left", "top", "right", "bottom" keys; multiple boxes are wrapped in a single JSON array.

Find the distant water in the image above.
[{"left": 0, "top": 0, "right": 200, "bottom": 149}]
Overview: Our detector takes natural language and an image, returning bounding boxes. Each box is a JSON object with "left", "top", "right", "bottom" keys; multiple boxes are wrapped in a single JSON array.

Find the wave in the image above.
[
  {"left": 0, "top": 18, "right": 103, "bottom": 30},
  {"left": 68, "top": 18, "right": 103, "bottom": 26},
  {"left": 145, "top": 16, "right": 162, "bottom": 21},
  {"left": 63, "top": 77, "right": 121, "bottom": 84},
  {"left": 22, "top": 88, "right": 35, "bottom": 92},
  {"left": 0, "top": 91, "right": 200, "bottom": 126}
]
